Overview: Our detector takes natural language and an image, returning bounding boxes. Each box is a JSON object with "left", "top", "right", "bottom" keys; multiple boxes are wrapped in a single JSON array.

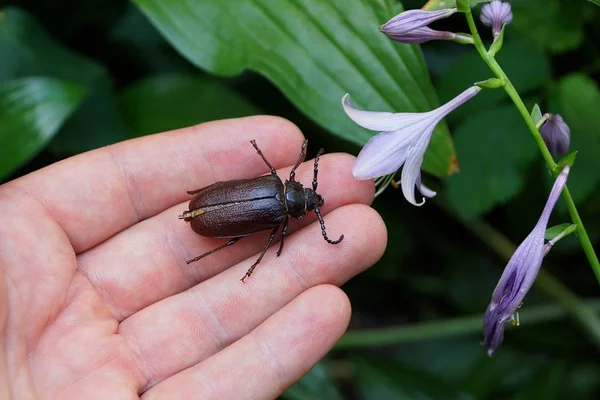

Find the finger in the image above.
[
  {"left": 142, "top": 284, "right": 350, "bottom": 399},
  {"left": 118, "top": 203, "right": 386, "bottom": 390},
  {"left": 5, "top": 116, "right": 304, "bottom": 253},
  {"left": 78, "top": 153, "right": 374, "bottom": 320}
]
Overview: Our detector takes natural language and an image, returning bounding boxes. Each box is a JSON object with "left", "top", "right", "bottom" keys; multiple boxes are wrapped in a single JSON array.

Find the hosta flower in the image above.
[
  {"left": 540, "top": 114, "right": 571, "bottom": 158},
  {"left": 483, "top": 166, "right": 570, "bottom": 356},
  {"left": 342, "top": 86, "right": 480, "bottom": 206},
  {"left": 381, "top": 8, "right": 456, "bottom": 35},
  {"left": 380, "top": 8, "right": 458, "bottom": 43},
  {"left": 383, "top": 26, "right": 473, "bottom": 45},
  {"left": 480, "top": 0, "right": 513, "bottom": 38}
]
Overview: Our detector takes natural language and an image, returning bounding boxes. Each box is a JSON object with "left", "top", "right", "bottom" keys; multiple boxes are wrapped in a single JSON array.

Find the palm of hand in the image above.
[{"left": 0, "top": 117, "right": 385, "bottom": 399}]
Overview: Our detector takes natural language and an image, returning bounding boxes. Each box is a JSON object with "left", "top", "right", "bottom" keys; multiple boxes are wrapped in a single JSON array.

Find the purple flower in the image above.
[
  {"left": 480, "top": 1, "right": 513, "bottom": 38},
  {"left": 380, "top": 8, "right": 458, "bottom": 43},
  {"left": 384, "top": 26, "right": 473, "bottom": 45},
  {"left": 484, "top": 166, "right": 570, "bottom": 356},
  {"left": 540, "top": 114, "right": 571, "bottom": 158},
  {"left": 342, "top": 86, "right": 480, "bottom": 206}
]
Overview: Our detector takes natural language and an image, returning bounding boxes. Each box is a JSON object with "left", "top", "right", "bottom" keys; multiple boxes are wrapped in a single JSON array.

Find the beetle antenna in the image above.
[
  {"left": 314, "top": 206, "right": 343, "bottom": 244},
  {"left": 289, "top": 140, "right": 308, "bottom": 182},
  {"left": 313, "top": 148, "right": 324, "bottom": 191}
]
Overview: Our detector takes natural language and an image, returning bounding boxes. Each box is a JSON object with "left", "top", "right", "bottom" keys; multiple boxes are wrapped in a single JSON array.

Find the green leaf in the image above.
[
  {"left": 590, "top": 0, "right": 600, "bottom": 6},
  {"left": 422, "top": 0, "right": 491, "bottom": 10},
  {"left": 132, "top": 0, "right": 456, "bottom": 177},
  {"left": 447, "top": 105, "right": 538, "bottom": 218},
  {"left": 353, "top": 356, "right": 465, "bottom": 400},
  {"left": 119, "top": 74, "right": 261, "bottom": 137},
  {"left": 488, "top": 24, "right": 505, "bottom": 57},
  {"left": 0, "top": 7, "right": 128, "bottom": 154},
  {"left": 474, "top": 78, "right": 504, "bottom": 89},
  {"left": 545, "top": 223, "right": 577, "bottom": 242},
  {"left": 110, "top": 4, "right": 196, "bottom": 74},
  {"left": 548, "top": 74, "right": 600, "bottom": 203},
  {"left": 510, "top": 0, "right": 588, "bottom": 54},
  {"left": 0, "top": 77, "right": 87, "bottom": 180},
  {"left": 530, "top": 103, "right": 542, "bottom": 126},
  {"left": 437, "top": 40, "right": 551, "bottom": 123},
  {"left": 48, "top": 89, "right": 130, "bottom": 156},
  {"left": 393, "top": 337, "right": 485, "bottom": 383},
  {"left": 283, "top": 363, "right": 343, "bottom": 400},
  {"left": 556, "top": 151, "right": 577, "bottom": 170},
  {"left": 0, "top": 7, "right": 106, "bottom": 86},
  {"left": 512, "top": 361, "right": 568, "bottom": 400}
]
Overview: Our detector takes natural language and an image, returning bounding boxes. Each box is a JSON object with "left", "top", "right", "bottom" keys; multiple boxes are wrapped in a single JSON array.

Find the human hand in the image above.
[{"left": 0, "top": 117, "right": 386, "bottom": 399}]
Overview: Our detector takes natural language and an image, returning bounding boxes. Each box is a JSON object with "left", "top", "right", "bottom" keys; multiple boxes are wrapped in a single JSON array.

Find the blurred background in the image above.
[{"left": 1, "top": 0, "right": 600, "bottom": 398}]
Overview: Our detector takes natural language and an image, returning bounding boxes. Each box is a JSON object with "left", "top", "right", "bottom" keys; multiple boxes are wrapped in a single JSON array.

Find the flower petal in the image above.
[
  {"left": 400, "top": 131, "right": 435, "bottom": 206},
  {"left": 384, "top": 26, "right": 454, "bottom": 44},
  {"left": 417, "top": 175, "right": 437, "bottom": 198},
  {"left": 352, "top": 130, "right": 413, "bottom": 179},
  {"left": 431, "top": 86, "right": 481, "bottom": 119},
  {"left": 342, "top": 94, "right": 428, "bottom": 132},
  {"left": 483, "top": 308, "right": 505, "bottom": 356}
]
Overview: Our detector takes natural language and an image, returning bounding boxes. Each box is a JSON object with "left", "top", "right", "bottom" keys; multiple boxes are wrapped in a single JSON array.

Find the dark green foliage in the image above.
[
  {"left": 132, "top": 0, "right": 456, "bottom": 177},
  {"left": 0, "top": 77, "right": 87, "bottom": 179},
  {"left": 2, "top": 0, "right": 600, "bottom": 398}
]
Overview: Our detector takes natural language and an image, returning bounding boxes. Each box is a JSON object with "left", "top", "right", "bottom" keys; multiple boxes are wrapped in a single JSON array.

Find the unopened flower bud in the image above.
[
  {"left": 381, "top": 8, "right": 456, "bottom": 35},
  {"left": 540, "top": 114, "right": 571, "bottom": 158},
  {"left": 480, "top": 1, "right": 513, "bottom": 38}
]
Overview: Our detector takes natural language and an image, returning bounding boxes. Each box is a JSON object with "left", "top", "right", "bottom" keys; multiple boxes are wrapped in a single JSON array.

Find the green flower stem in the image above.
[
  {"left": 535, "top": 113, "right": 551, "bottom": 130},
  {"left": 335, "top": 299, "right": 600, "bottom": 349},
  {"left": 463, "top": 7, "right": 600, "bottom": 284}
]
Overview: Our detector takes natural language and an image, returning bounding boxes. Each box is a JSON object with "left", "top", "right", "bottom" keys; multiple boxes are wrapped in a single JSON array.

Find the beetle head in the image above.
[{"left": 305, "top": 189, "right": 324, "bottom": 211}]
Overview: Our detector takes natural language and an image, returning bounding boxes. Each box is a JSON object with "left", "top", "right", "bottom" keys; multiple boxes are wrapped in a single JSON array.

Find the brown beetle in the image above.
[{"left": 179, "top": 140, "right": 343, "bottom": 282}]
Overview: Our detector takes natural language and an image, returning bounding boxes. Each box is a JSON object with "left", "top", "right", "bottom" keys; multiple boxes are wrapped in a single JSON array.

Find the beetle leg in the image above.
[
  {"left": 251, "top": 139, "right": 277, "bottom": 176},
  {"left": 241, "top": 226, "right": 279, "bottom": 282},
  {"left": 289, "top": 140, "right": 308, "bottom": 182},
  {"left": 276, "top": 216, "right": 289, "bottom": 257},
  {"left": 185, "top": 236, "right": 243, "bottom": 264}
]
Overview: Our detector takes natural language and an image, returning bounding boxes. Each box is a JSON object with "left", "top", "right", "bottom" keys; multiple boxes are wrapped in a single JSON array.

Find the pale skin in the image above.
[{"left": 0, "top": 116, "right": 387, "bottom": 399}]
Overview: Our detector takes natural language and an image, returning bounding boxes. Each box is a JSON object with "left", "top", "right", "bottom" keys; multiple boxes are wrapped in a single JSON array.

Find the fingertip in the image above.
[
  {"left": 312, "top": 153, "right": 375, "bottom": 210},
  {"left": 357, "top": 204, "right": 388, "bottom": 265},
  {"left": 301, "top": 284, "right": 352, "bottom": 336},
  {"left": 243, "top": 115, "right": 305, "bottom": 147},
  {"left": 326, "top": 203, "right": 388, "bottom": 272}
]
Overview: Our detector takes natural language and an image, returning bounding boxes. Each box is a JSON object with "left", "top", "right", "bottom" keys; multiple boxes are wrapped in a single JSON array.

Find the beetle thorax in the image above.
[
  {"left": 284, "top": 181, "right": 324, "bottom": 219},
  {"left": 284, "top": 181, "right": 307, "bottom": 218}
]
